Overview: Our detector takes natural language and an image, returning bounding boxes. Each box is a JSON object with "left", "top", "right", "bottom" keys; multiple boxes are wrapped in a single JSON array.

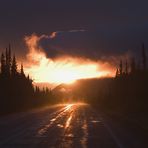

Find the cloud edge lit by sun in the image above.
[{"left": 23, "top": 33, "right": 115, "bottom": 85}]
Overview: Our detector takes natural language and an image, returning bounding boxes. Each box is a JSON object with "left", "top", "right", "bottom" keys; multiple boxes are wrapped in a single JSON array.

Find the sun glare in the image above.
[
  {"left": 25, "top": 56, "right": 112, "bottom": 84},
  {"left": 24, "top": 34, "right": 114, "bottom": 85},
  {"left": 54, "top": 70, "right": 77, "bottom": 84}
]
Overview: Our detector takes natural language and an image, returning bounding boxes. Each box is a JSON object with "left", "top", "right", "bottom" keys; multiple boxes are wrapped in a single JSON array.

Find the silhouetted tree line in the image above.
[
  {"left": 1, "top": 43, "right": 148, "bottom": 120},
  {"left": 116, "top": 43, "right": 147, "bottom": 77},
  {"left": 108, "top": 43, "right": 148, "bottom": 115},
  {"left": 0, "top": 45, "right": 54, "bottom": 115},
  {"left": 67, "top": 43, "right": 148, "bottom": 121}
]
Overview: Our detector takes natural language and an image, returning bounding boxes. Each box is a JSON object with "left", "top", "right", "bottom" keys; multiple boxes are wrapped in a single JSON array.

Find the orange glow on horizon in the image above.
[{"left": 24, "top": 34, "right": 114, "bottom": 85}]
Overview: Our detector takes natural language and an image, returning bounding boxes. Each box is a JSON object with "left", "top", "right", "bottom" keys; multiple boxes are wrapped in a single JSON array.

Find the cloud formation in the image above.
[
  {"left": 36, "top": 29, "right": 142, "bottom": 65},
  {"left": 24, "top": 34, "right": 114, "bottom": 85},
  {"left": 0, "top": 0, "right": 148, "bottom": 59},
  {"left": 49, "top": 30, "right": 86, "bottom": 39}
]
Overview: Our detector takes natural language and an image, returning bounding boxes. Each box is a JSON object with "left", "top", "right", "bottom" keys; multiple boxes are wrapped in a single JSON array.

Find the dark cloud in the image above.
[
  {"left": 38, "top": 25, "right": 148, "bottom": 61},
  {"left": 0, "top": 0, "right": 148, "bottom": 60}
]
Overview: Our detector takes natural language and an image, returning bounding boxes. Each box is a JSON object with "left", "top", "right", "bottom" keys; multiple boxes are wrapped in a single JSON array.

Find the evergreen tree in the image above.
[
  {"left": 20, "top": 63, "right": 25, "bottom": 76},
  {"left": 5, "top": 46, "right": 11, "bottom": 76},
  {"left": 11, "top": 55, "right": 17, "bottom": 76},
  {"left": 46, "top": 87, "right": 49, "bottom": 93},
  {"left": 0, "top": 53, "right": 6, "bottom": 76},
  {"left": 119, "top": 60, "right": 123, "bottom": 75},
  {"left": 8, "top": 44, "right": 12, "bottom": 72},
  {"left": 5, "top": 48, "right": 9, "bottom": 76},
  {"left": 27, "top": 74, "right": 30, "bottom": 80},
  {"left": 125, "top": 60, "right": 128, "bottom": 74},
  {"left": 116, "top": 68, "right": 119, "bottom": 77}
]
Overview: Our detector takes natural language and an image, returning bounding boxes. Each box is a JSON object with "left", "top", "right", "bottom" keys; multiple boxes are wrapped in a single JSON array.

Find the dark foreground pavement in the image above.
[{"left": 0, "top": 103, "right": 147, "bottom": 148}]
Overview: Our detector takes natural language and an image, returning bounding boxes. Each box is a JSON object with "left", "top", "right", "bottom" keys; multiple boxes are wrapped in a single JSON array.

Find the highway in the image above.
[{"left": 0, "top": 103, "right": 147, "bottom": 148}]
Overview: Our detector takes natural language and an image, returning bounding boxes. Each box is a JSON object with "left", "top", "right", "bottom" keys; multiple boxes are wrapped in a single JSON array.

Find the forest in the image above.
[
  {"left": 0, "top": 43, "right": 148, "bottom": 123},
  {"left": 63, "top": 43, "right": 148, "bottom": 129},
  {"left": 0, "top": 45, "right": 55, "bottom": 115}
]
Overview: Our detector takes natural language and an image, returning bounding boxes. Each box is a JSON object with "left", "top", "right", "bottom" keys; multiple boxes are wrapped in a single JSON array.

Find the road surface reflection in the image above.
[
  {"left": 1, "top": 103, "right": 144, "bottom": 148},
  {"left": 37, "top": 103, "right": 90, "bottom": 147},
  {"left": 37, "top": 104, "right": 75, "bottom": 136}
]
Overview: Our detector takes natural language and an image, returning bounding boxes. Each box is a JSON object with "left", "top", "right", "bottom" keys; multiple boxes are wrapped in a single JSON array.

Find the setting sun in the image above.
[
  {"left": 24, "top": 34, "right": 114, "bottom": 85},
  {"left": 25, "top": 56, "right": 112, "bottom": 84}
]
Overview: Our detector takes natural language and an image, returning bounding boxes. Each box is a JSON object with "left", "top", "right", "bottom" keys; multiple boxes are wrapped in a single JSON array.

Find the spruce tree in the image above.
[
  {"left": 8, "top": 44, "right": 12, "bottom": 72},
  {"left": 5, "top": 48, "right": 9, "bottom": 76},
  {"left": 5, "top": 46, "right": 11, "bottom": 76},
  {"left": 0, "top": 53, "right": 6, "bottom": 76},
  {"left": 20, "top": 63, "right": 25, "bottom": 76},
  {"left": 11, "top": 55, "right": 17, "bottom": 76},
  {"left": 119, "top": 60, "right": 123, "bottom": 75},
  {"left": 125, "top": 60, "right": 128, "bottom": 74},
  {"left": 116, "top": 68, "right": 119, "bottom": 77}
]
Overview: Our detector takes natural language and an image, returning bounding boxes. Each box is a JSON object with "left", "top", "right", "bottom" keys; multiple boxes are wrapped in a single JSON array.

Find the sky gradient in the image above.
[
  {"left": 0, "top": 0, "right": 148, "bottom": 57},
  {"left": 0, "top": 0, "right": 148, "bottom": 83}
]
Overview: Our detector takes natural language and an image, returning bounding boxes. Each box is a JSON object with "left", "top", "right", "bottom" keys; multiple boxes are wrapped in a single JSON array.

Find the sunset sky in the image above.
[{"left": 0, "top": 0, "right": 148, "bottom": 84}]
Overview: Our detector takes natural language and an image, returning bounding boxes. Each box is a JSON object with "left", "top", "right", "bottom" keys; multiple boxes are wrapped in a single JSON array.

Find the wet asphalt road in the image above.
[{"left": 0, "top": 103, "right": 147, "bottom": 148}]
